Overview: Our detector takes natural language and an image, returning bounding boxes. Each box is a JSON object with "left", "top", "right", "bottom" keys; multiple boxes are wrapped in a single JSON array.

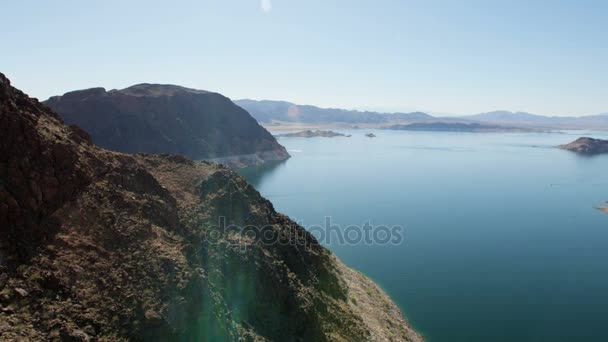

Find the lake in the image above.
[{"left": 239, "top": 129, "right": 608, "bottom": 342}]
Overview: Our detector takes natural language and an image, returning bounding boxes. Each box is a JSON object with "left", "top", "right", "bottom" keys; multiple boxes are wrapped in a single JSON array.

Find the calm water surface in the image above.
[{"left": 239, "top": 130, "right": 608, "bottom": 342}]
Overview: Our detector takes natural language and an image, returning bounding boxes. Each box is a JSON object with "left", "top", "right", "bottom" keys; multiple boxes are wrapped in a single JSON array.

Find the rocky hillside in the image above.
[
  {"left": 559, "top": 137, "right": 608, "bottom": 155},
  {"left": 44, "top": 84, "right": 289, "bottom": 168},
  {"left": 1, "top": 73, "right": 420, "bottom": 341}
]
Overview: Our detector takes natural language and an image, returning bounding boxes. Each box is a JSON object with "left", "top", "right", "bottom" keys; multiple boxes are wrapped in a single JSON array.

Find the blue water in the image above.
[{"left": 239, "top": 130, "right": 608, "bottom": 342}]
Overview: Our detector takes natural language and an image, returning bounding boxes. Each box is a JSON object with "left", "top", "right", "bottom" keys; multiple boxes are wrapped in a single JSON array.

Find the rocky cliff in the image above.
[
  {"left": 44, "top": 84, "right": 289, "bottom": 168},
  {"left": 559, "top": 137, "right": 608, "bottom": 155},
  {"left": 1, "top": 73, "right": 420, "bottom": 341}
]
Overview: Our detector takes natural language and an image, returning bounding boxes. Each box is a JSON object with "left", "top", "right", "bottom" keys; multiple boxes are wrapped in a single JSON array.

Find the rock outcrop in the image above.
[
  {"left": 44, "top": 84, "right": 290, "bottom": 168},
  {"left": 559, "top": 137, "right": 608, "bottom": 155},
  {"left": 1, "top": 73, "right": 420, "bottom": 341}
]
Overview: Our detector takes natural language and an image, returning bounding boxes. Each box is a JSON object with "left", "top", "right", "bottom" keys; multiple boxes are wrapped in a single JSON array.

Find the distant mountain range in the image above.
[
  {"left": 236, "top": 100, "right": 608, "bottom": 130},
  {"left": 460, "top": 110, "right": 608, "bottom": 129},
  {"left": 384, "top": 122, "right": 529, "bottom": 133},
  {"left": 235, "top": 99, "right": 432, "bottom": 124}
]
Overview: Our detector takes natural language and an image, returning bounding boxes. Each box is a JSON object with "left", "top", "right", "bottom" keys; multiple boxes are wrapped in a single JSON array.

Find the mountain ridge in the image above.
[
  {"left": 237, "top": 99, "right": 608, "bottom": 130},
  {"left": 235, "top": 99, "right": 433, "bottom": 124}
]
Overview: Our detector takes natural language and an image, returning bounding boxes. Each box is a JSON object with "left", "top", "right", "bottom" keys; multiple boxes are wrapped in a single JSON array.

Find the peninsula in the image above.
[{"left": 275, "top": 129, "right": 347, "bottom": 138}]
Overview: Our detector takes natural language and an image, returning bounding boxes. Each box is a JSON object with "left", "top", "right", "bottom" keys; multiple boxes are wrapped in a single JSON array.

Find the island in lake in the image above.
[
  {"left": 384, "top": 122, "right": 526, "bottom": 132},
  {"left": 559, "top": 137, "right": 608, "bottom": 155},
  {"left": 275, "top": 130, "right": 347, "bottom": 138},
  {"left": 365, "top": 133, "right": 377, "bottom": 138}
]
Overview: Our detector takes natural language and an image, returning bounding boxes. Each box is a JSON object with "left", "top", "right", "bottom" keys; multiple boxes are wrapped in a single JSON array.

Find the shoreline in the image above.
[{"left": 262, "top": 121, "right": 608, "bottom": 133}]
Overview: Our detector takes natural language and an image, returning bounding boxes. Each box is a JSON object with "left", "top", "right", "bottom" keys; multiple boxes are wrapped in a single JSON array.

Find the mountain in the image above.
[
  {"left": 235, "top": 99, "right": 608, "bottom": 130},
  {"left": 384, "top": 122, "right": 527, "bottom": 132},
  {"left": 559, "top": 137, "right": 608, "bottom": 155},
  {"left": 44, "top": 85, "right": 290, "bottom": 168},
  {"left": 585, "top": 113, "right": 608, "bottom": 120},
  {"left": 235, "top": 99, "right": 433, "bottom": 124},
  {"left": 463, "top": 111, "right": 549, "bottom": 123},
  {"left": 0, "top": 73, "right": 420, "bottom": 341},
  {"left": 461, "top": 111, "right": 608, "bottom": 130}
]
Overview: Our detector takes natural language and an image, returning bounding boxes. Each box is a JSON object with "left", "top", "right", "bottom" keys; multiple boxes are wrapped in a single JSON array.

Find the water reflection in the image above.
[{"left": 238, "top": 159, "right": 288, "bottom": 188}]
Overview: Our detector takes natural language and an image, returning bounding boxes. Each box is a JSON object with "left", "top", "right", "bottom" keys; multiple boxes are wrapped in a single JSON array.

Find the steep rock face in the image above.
[
  {"left": 44, "top": 84, "right": 289, "bottom": 168},
  {"left": 559, "top": 137, "right": 608, "bottom": 155},
  {"left": 0, "top": 74, "right": 97, "bottom": 260},
  {"left": 1, "top": 73, "right": 420, "bottom": 341}
]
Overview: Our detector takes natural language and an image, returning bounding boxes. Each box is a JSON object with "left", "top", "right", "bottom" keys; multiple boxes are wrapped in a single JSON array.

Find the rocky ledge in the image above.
[
  {"left": 559, "top": 137, "right": 608, "bottom": 155},
  {"left": 1, "top": 72, "right": 420, "bottom": 341}
]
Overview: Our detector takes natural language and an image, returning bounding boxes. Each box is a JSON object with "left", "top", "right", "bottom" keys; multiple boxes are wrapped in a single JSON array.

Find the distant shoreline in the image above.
[{"left": 262, "top": 121, "right": 560, "bottom": 133}]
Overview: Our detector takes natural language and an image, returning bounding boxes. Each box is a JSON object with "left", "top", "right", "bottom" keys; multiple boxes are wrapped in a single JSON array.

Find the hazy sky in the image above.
[{"left": 2, "top": 0, "right": 607, "bottom": 116}]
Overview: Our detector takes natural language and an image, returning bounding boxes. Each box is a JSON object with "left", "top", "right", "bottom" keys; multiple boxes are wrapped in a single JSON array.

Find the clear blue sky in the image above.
[{"left": 2, "top": 0, "right": 607, "bottom": 116}]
